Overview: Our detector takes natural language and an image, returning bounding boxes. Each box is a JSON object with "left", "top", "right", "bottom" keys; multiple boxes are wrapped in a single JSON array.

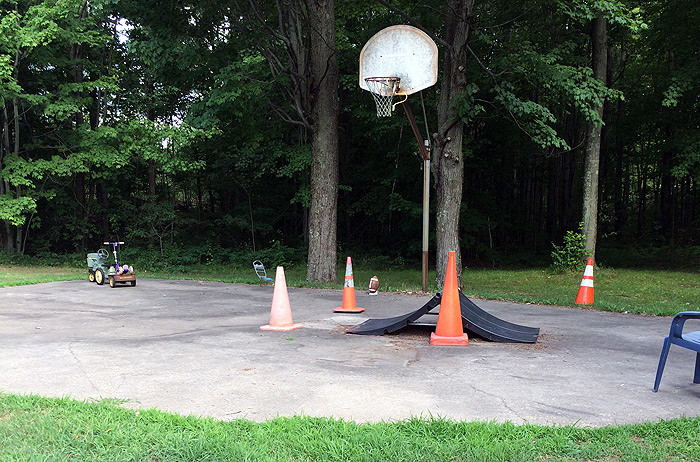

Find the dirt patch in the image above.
[{"left": 332, "top": 325, "right": 356, "bottom": 334}]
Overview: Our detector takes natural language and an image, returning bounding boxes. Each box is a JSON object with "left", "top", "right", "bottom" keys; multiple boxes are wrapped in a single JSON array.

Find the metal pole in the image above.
[
  {"left": 422, "top": 152, "right": 430, "bottom": 293},
  {"left": 401, "top": 103, "right": 431, "bottom": 292}
]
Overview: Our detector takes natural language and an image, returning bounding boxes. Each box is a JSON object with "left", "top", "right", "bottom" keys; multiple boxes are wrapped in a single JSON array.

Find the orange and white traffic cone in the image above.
[
  {"left": 334, "top": 256, "right": 365, "bottom": 313},
  {"left": 430, "top": 251, "right": 469, "bottom": 346},
  {"left": 575, "top": 257, "right": 594, "bottom": 305},
  {"left": 261, "top": 266, "right": 302, "bottom": 331}
]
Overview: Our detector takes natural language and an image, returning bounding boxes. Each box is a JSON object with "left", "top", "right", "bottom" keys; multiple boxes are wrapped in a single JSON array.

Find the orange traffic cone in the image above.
[
  {"left": 261, "top": 266, "right": 302, "bottom": 331},
  {"left": 430, "top": 251, "right": 469, "bottom": 346},
  {"left": 334, "top": 256, "right": 365, "bottom": 313},
  {"left": 575, "top": 257, "right": 594, "bottom": 305}
]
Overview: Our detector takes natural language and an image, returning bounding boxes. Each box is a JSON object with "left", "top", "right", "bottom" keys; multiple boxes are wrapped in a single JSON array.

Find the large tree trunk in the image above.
[
  {"left": 433, "top": 0, "right": 473, "bottom": 287},
  {"left": 305, "top": 0, "right": 339, "bottom": 282},
  {"left": 581, "top": 16, "right": 607, "bottom": 258}
]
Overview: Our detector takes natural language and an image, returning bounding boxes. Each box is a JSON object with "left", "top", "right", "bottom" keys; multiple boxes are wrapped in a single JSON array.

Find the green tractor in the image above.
[{"left": 87, "top": 241, "right": 136, "bottom": 288}]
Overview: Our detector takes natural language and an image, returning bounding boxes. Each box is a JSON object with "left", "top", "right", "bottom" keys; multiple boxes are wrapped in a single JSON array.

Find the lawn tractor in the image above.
[{"left": 86, "top": 241, "right": 136, "bottom": 288}]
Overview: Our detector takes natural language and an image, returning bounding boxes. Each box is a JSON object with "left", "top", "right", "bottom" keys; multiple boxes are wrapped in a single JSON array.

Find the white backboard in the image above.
[{"left": 359, "top": 25, "right": 438, "bottom": 95}]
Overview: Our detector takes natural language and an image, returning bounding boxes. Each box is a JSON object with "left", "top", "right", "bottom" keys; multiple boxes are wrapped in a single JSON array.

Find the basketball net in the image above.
[{"left": 365, "top": 77, "right": 405, "bottom": 117}]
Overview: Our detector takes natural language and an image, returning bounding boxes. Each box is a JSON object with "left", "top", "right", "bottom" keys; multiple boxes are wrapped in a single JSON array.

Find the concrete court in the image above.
[{"left": 0, "top": 278, "right": 698, "bottom": 427}]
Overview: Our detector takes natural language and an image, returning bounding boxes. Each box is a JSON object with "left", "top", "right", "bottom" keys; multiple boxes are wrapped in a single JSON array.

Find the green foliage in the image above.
[
  {"left": 550, "top": 224, "right": 589, "bottom": 273},
  {"left": 1, "top": 0, "right": 698, "bottom": 267},
  {"left": 493, "top": 83, "right": 568, "bottom": 149},
  {"left": 662, "top": 74, "right": 696, "bottom": 108},
  {"left": 450, "top": 83, "right": 485, "bottom": 123},
  {"left": 0, "top": 194, "right": 37, "bottom": 226},
  {"left": 555, "top": 0, "right": 647, "bottom": 29}
]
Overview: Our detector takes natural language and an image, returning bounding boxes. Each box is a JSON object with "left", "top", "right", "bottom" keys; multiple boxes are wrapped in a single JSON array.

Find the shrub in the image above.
[{"left": 550, "top": 224, "right": 589, "bottom": 273}]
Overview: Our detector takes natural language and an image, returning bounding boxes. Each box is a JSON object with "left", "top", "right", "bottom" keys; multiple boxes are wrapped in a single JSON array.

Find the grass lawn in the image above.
[
  {"left": 2, "top": 263, "right": 698, "bottom": 316},
  {"left": 1, "top": 394, "right": 699, "bottom": 461},
  {"left": 0, "top": 265, "right": 84, "bottom": 287},
  {"left": 462, "top": 268, "right": 700, "bottom": 316}
]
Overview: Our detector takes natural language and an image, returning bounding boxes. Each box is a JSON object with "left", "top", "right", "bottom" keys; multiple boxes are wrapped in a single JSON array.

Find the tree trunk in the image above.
[
  {"left": 660, "top": 141, "right": 674, "bottom": 238},
  {"left": 305, "top": 0, "right": 339, "bottom": 282},
  {"left": 7, "top": 90, "right": 21, "bottom": 254},
  {"left": 433, "top": 0, "right": 473, "bottom": 287},
  {"left": 1, "top": 102, "right": 10, "bottom": 252},
  {"left": 148, "top": 159, "right": 157, "bottom": 200},
  {"left": 613, "top": 46, "right": 627, "bottom": 234},
  {"left": 90, "top": 84, "right": 110, "bottom": 238},
  {"left": 71, "top": 13, "right": 88, "bottom": 251},
  {"left": 581, "top": 16, "right": 607, "bottom": 259},
  {"left": 660, "top": 50, "right": 676, "bottom": 239}
]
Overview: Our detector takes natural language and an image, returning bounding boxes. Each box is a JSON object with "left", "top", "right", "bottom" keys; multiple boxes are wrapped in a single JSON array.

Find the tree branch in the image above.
[{"left": 268, "top": 101, "right": 308, "bottom": 128}]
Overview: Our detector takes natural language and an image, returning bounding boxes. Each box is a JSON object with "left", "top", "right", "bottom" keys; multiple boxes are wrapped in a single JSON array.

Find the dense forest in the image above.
[{"left": 1, "top": 0, "right": 698, "bottom": 278}]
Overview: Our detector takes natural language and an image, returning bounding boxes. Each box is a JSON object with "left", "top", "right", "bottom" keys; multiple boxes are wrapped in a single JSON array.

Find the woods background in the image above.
[{"left": 1, "top": 0, "right": 698, "bottom": 277}]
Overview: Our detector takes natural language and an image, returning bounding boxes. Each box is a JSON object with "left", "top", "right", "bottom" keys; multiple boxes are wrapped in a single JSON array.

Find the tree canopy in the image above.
[{"left": 1, "top": 0, "right": 698, "bottom": 271}]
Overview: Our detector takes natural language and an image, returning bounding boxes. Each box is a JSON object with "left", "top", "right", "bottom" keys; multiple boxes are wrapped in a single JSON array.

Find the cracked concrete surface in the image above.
[{"left": 1, "top": 279, "right": 699, "bottom": 426}]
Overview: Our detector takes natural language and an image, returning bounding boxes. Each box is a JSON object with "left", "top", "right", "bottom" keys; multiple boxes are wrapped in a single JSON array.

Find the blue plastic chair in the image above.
[
  {"left": 253, "top": 260, "right": 274, "bottom": 282},
  {"left": 652, "top": 311, "right": 700, "bottom": 392}
]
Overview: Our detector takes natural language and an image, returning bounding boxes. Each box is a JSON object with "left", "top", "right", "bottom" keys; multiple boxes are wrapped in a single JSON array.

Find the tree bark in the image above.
[
  {"left": 582, "top": 16, "right": 607, "bottom": 258},
  {"left": 1, "top": 102, "right": 10, "bottom": 252},
  {"left": 70, "top": 7, "right": 88, "bottom": 251},
  {"left": 614, "top": 46, "right": 627, "bottom": 234},
  {"left": 231, "top": 0, "right": 339, "bottom": 282},
  {"left": 433, "top": 0, "right": 473, "bottom": 287},
  {"left": 660, "top": 51, "right": 676, "bottom": 239},
  {"left": 305, "top": 0, "right": 339, "bottom": 282}
]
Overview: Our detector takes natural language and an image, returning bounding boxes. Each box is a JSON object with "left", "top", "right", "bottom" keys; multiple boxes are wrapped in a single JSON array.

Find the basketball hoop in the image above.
[{"left": 364, "top": 77, "right": 406, "bottom": 117}]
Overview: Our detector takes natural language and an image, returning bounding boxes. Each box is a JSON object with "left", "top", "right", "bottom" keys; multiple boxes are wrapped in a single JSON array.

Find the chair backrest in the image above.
[
  {"left": 253, "top": 260, "right": 267, "bottom": 280},
  {"left": 669, "top": 311, "right": 700, "bottom": 339}
]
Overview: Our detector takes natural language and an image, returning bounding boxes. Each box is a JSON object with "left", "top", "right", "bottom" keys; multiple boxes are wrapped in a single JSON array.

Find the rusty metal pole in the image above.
[
  {"left": 402, "top": 103, "right": 430, "bottom": 292},
  {"left": 422, "top": 145, "right": 430, "bottom": 293}
]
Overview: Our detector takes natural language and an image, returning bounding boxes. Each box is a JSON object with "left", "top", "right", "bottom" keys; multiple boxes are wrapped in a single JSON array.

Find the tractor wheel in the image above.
[
  {"left": 88, "top": 271, "right": 95, "bottom": 282},
  {"left": 131, "top": 280, "right": 136, "bottom": 287},
  {"left": 109, "top": 277, "right": 115, "bottom": 288},
  {"left": 95, "top": 268, "right": 105, "bottom": 285}
]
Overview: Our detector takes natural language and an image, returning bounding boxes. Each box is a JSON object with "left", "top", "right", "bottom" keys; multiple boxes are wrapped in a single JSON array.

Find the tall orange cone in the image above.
[
  {"left": 261, "top": 266, "right": 302, "bottom": 331},
  {"left": 575, "top": 257, "right": 594, "bottom": 305},
  {"left": 334, "top": 256, "right": 365, "bottom": 313},
  {"left": 430, "top": 251, "right": 469, "bottom": 346}
]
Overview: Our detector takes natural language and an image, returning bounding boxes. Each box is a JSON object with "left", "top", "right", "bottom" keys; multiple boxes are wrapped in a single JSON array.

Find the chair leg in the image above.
[
  {"left": 694, "top": 352, "right": 700, "bottom": 384},
  {"left": 653, "top": 337, "right": 672, "bottom": 392}
]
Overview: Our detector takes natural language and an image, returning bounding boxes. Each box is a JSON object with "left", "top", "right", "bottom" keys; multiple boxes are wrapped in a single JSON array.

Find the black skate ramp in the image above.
[
  {"left": 458, "top": 292, "right": 539, "bottom": 343},
  {"left": 345, "top": 294, "right": 442, "bottom": 336},
  {"left": 347, "top": 291, "right": 539, "bottom": 343}
]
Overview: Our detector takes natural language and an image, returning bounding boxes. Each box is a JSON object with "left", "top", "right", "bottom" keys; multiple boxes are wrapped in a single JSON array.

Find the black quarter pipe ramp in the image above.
[{"left": 347, "top": 291, "right": 539, "bottom": 343}]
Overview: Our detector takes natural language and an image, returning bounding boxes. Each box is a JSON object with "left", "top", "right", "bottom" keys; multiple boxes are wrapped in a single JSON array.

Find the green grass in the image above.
[
  {"left": 0, "top": 265, "right": 84, "bottom": 287},
  {"left": 2, "top": 262, "right": 698, "bottom": 316},
  {"left": 463, "top": 268, "right": 700, "bottom": 316},
  {"left": 1, "top": 394, "right": 699, "bottom": 461}
]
